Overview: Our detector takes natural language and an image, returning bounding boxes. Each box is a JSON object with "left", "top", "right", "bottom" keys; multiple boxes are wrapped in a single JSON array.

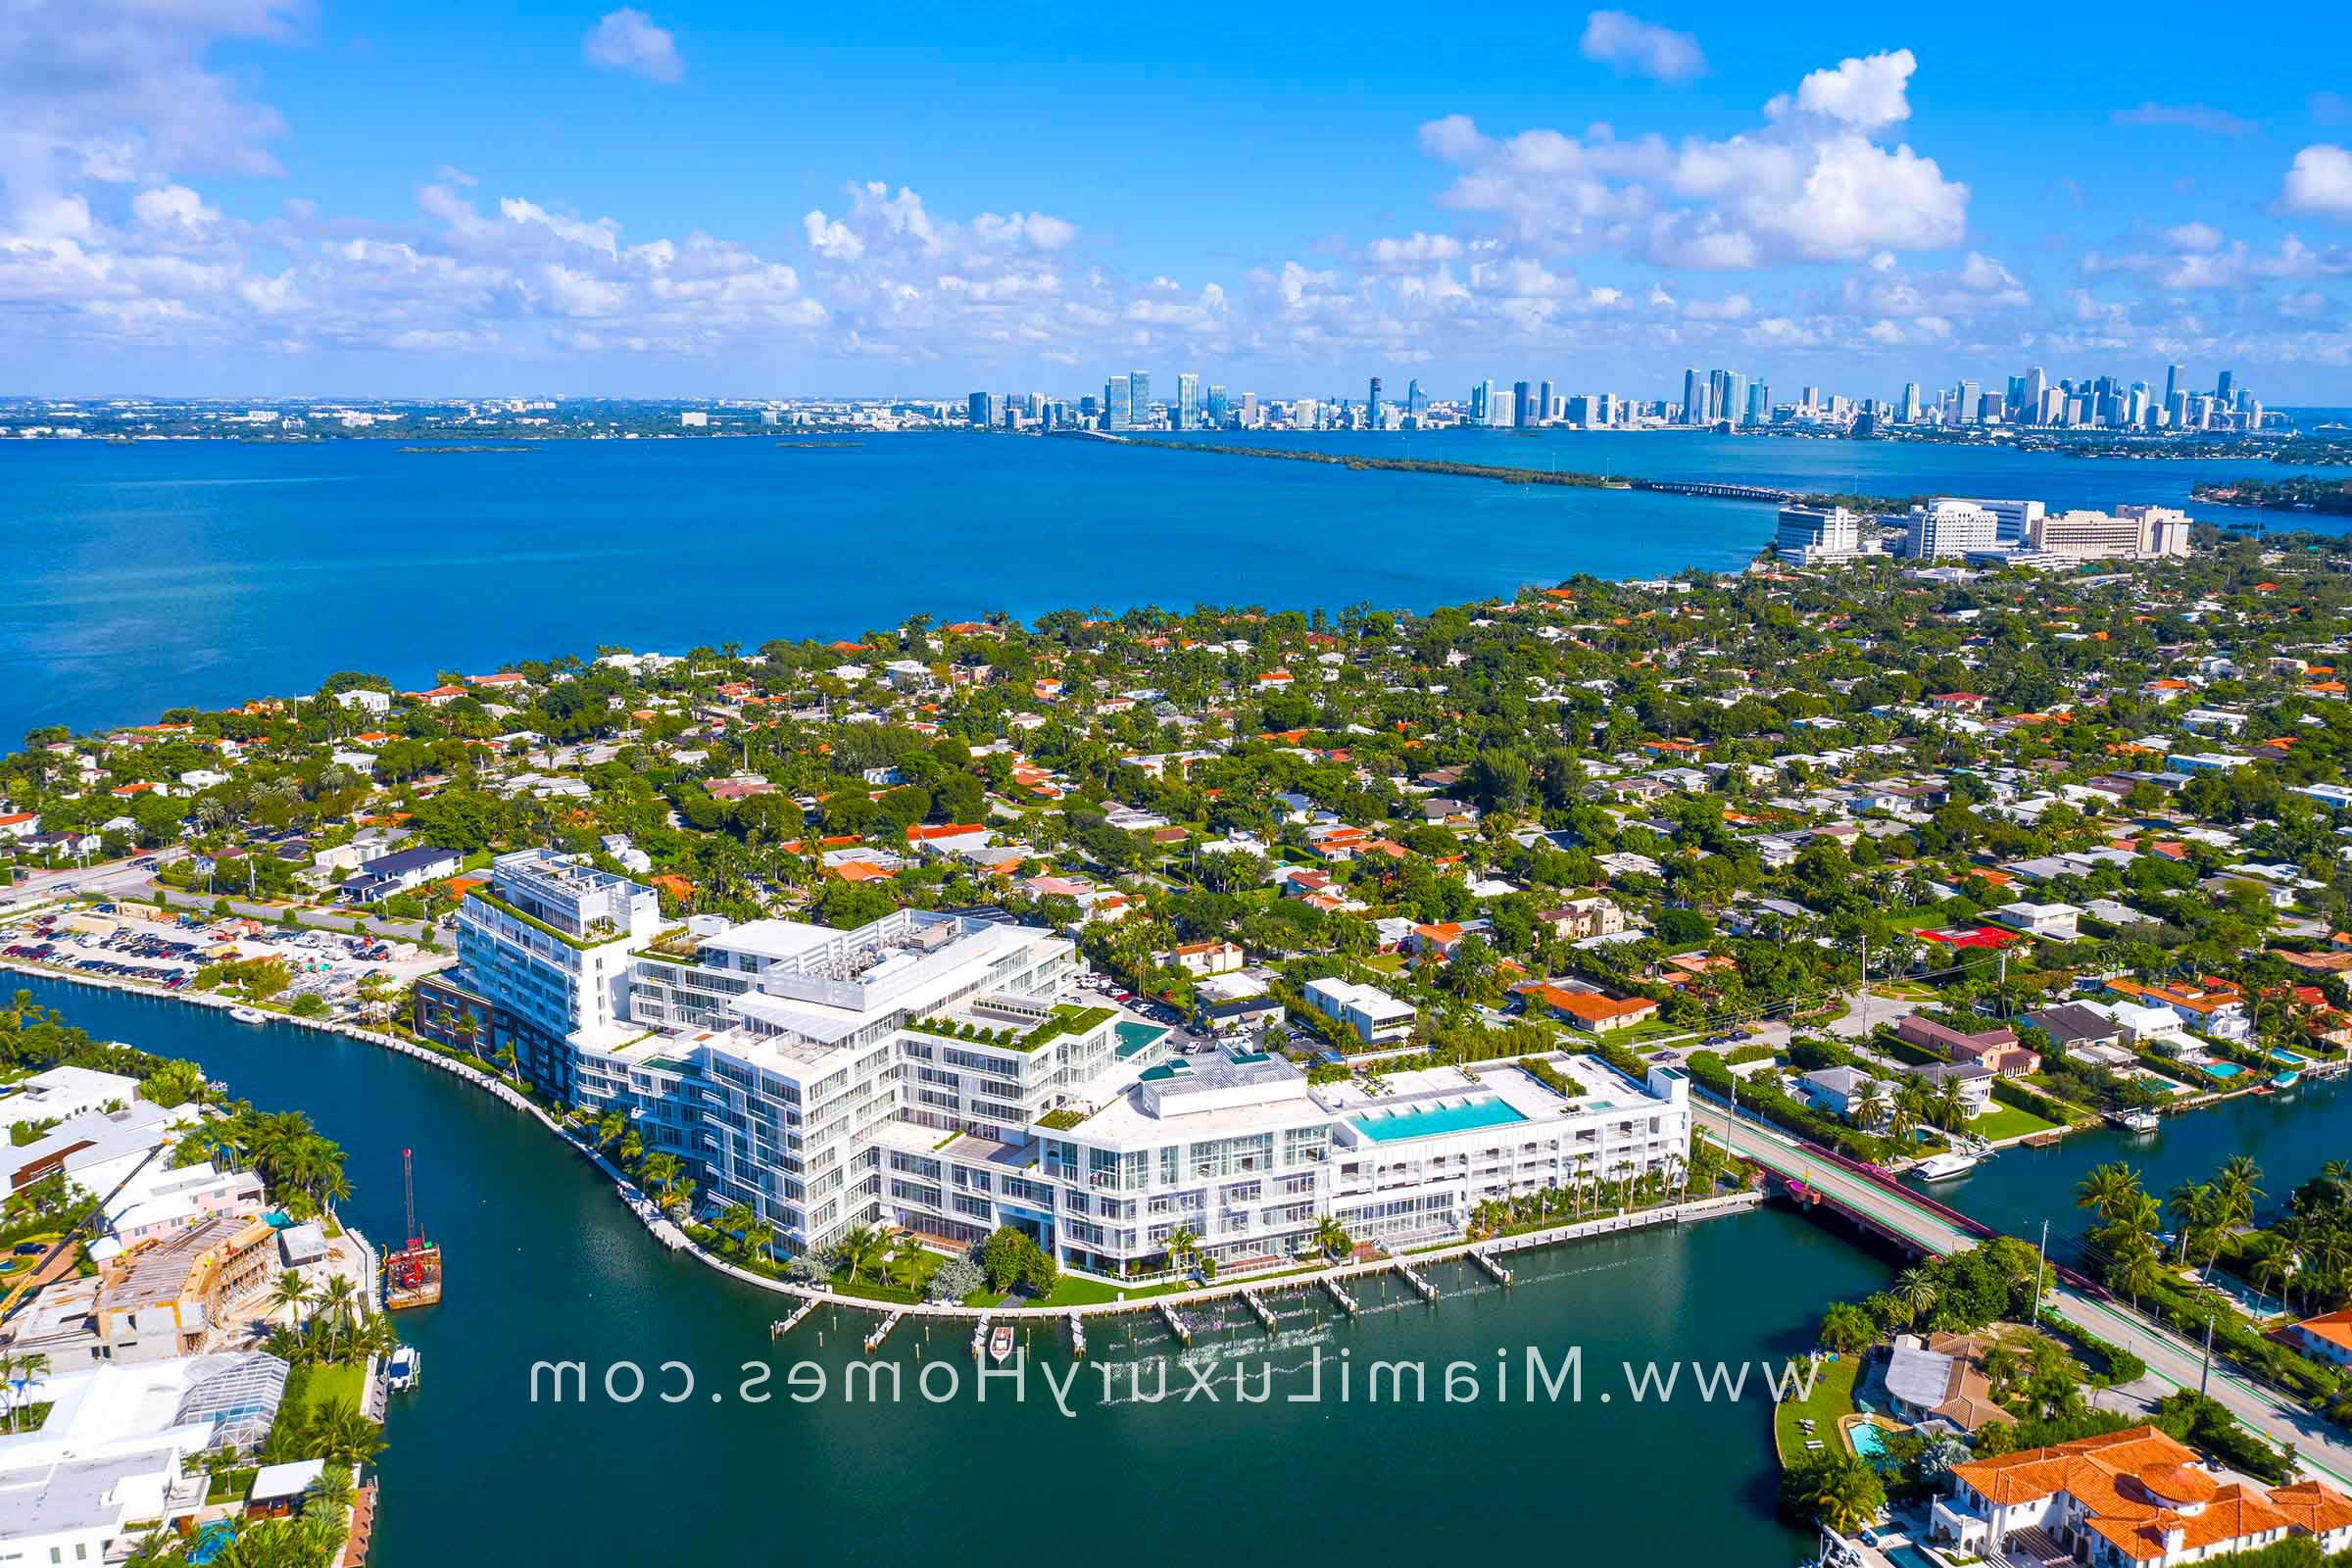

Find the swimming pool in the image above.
[
  {"left": 2204, "top": 1062, "right": 2244, "bottom": 1080},
  {"left": 1351, "top": 1099, "right": 1529, "bottom": 1142}
]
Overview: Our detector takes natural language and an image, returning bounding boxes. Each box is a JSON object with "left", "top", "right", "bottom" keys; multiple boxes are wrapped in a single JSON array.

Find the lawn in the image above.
[
  {"left": 1966, "top": 1102, "right": 2064, "bottom": 1143},
  {"left": 1772, "top": 1348, "right": 1860, "bottom": 1468},
  {"left": 300, "top": 1361, "right": 368, "bottom": 1415}
]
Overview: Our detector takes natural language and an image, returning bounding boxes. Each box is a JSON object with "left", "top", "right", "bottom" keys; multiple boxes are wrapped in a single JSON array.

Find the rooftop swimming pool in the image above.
[
  {"left": 1351, "top": 1098, "right": 1529, "bottom": 1142},
  {"left": 1114, "top": 1021, "right": 1170, "bottom": 1058}
]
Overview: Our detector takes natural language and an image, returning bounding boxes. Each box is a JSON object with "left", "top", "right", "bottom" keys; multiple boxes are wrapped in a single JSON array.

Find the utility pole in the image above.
[
  {"left": 2199, "top": 1311, "right": 2215, "bottom": 1401},
  {"left": 2034, "top": 1219, "right": 2048, "bottom": 1305},
  {"left": 1858, "top": 932, "right": 1869, "bottom": 1034}
]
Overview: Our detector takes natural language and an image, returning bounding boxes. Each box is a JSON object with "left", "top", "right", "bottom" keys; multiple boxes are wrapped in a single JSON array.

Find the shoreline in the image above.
[{"left": 0, "top": 956, "right": 1760, "bottom": 1322}]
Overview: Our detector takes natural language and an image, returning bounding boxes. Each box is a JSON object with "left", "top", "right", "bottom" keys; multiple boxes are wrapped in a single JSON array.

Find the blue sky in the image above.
[{"left": 4, "top": 2, "right": 2350, "bottom": 401}]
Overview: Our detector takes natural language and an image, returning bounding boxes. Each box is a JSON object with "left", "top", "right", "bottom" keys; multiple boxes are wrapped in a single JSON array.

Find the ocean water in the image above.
[{"left": 1, "top": 429, "right": 2335, "bottom": 740}]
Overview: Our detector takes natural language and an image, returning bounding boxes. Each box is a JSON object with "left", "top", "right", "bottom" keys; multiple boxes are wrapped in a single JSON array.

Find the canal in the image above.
[
  {"left": 1907, "top": 1077, "right": 2352, "bottom": 1280},
  {"left": 21, "top": 976, "right": 1891, "bottom": 1564}
]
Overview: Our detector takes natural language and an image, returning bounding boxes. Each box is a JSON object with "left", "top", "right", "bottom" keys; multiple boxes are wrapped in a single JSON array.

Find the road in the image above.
[
  {"left": 4, "top": 856, "right": 441, "bottom": 945},
  {"left": 1716, "top": 1108, "right": 2352, "bottom": 1487}
]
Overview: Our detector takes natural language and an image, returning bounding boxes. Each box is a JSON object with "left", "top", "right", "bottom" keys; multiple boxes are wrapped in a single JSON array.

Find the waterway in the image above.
[
  {"left": 15, "top": 974, "right": 1888, "bottom": 1564},
  {"left": 7, "top": 429, "right": 2343, "bottom": 742},
  {"left": 1909, "top": 1076, "right": 2352, "bottom": 1282}
]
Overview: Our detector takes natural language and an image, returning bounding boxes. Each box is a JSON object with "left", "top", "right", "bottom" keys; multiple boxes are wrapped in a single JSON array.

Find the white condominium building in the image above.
[
  {"left": 1950, "top": 497, "right": 2044, "bottom": 545},
  {"left": 429, "top": 858, "right": 1695, "bottom": 1276},
  {"left": 2027, "top": 505, "right": 2194, "bottom": 560},
  {"left": 1775, "top": 505, "right": 1864, "bottom": 564},
  {"left": 1903, "top": 499, "right": 1999, "bottom": 560}
]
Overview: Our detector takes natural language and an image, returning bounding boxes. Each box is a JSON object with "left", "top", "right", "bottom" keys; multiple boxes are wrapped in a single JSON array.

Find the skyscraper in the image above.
[
  {"left": 1513, "top": 380, "right": 1535, "bottom": 429},
  {"left": 1206, "top": 384, "right": 1229, "bottom": 425},
  {"left": 1175, "top": 372, "right": 1200, "bottom": 430},
  {"left": 1472, "top": 379, "right": 1495, "bottom": 424},
  {"left": 1682, "top": 368, "right": 1704, "bottom": 426},
  {"left": 1538, "top": 379, "right": 1555, "bottom": 425},
  {"left": 1745, "top": 382, "right": 1769, "bottom": 427},
  {"left": 1405, "top": 378, "right": 1424, "bottom": 417},
  {"left": 1129, "top": 369, "right": 1151, "bottom": 426},
  {"left": 2216, "top": 369, "right": 2234, "bottom": 406},
  {"left": 1900, "top": 383, "right": 1922, "bottom": 422},
  {"left": 1722, "top": 371, "right": 1747, "bottom": 429},
  {"left": 967, "top": 392, "right": 993, "bottom": 428},
  {"left": 1367, "top": 376, "right": 1383, "bottom": 428},
  {"left": 2165, "top": 364, "right": 2184, "bottom": 406},
  {"left": 1103, "top": 375, "right": 1131, "bottom": 431}
]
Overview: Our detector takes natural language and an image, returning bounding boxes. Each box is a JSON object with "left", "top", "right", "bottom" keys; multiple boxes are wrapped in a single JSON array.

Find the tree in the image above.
[
  {"left": 1782, "top": 1451, "right": 1886, "bottom": 1534},
  {"left": 837, "top": 1225, "right": 890, "bottom": 1285},
  {"left": 1818, "top": 1301, "right": 1878, "bottom": 1353},
  {"left": 1892, "top": 1266, "right": 1939, "bottom": 1330}
]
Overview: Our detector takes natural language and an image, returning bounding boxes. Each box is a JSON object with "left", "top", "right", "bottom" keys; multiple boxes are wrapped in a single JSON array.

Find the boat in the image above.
[
  {"left": 385, "top": 1345, "right": 420, "bottom": 1394},
  {"left": 384, "top": 1149, "right": 444, "bottom": 1310},
  {"left": 228, "top": 1006, "right": 267, "bottom": 1024},
  {"left": 1912, "top": 1151, "right": 1982, "bottom": 1182},
  {"left": 2114, "top": 1108, "right": 2161, "bottom": 1134},
  {"left": 989, "top": 1325, "right": 1014, "bottom": 1363}
]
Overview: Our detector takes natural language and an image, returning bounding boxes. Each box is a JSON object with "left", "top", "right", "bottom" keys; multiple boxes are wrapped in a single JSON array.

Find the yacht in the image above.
[
  {"left": 228, "top": 1006, "right": 267, "bottom": 1024},
  {"left": 386, "top": 1345, "right": 421, "bottom": 1394},
  {"left": 989, "top": 1325, "right": 1014, "bottom": 1363},
  {"left": 1912, "top": 1150, "right": 1982, "bottom": 1182},
  {"left": 2115, "top": 1107, "right": 2161, "bottom": 1134}
]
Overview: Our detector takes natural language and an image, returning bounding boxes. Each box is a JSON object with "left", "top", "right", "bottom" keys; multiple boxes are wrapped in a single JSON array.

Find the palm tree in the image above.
[
  {"left": 717, "top": 1201, "right": 760, "bottom": 1258},
  {"left": 1893, "top": 1265, "right": 1939, "bottom": 1330},
  {"left": 1848, "top": 1077, "right": 1890, "bottom": 1133},
  {"left": 2076, "top": 1161, "right": 2144, "bottom": 1228},
  {"left": 835, "top": 1225, "right": 890, "bottom": 1284},
  {"left": 2168, "top": 1180, "right": 2217, "bottom": 1265},
  {"left": 1932, "top": 1077, "right": 1970, "bottom": 1134},
  {"left": 1311, "top": 1215, "right": 1350, "bottom": 1261},
  {"left": 1163, "top": 1224, "right": 1200, "bottom": 1275},
  {"left": 1798, "top": 1453, "right": 1885, "bottom": 1535},
  {"left": 269, "top": 1270, "right": 313, "bottom": 1329},
  {"left": 317, "top": 1275, "right": 360, "bottom": 1359}
]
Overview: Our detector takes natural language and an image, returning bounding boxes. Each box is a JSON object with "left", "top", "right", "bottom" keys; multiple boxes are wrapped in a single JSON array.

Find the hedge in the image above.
[{"left": 1992, "top": 1077, "right": 2080, "bottom": 1124}]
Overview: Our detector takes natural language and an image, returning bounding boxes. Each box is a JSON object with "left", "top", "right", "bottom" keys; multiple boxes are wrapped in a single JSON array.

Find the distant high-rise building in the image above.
[
  {"left": 1129, "top": 369, "right": 1152, "bottom": 426},
  {"left": 1537, "top": 379, "right": 1555, "bottom": 425},
  {"left": 1405, "top": 378, "right": 1425, "bottom": 417},
  {"left": 1471, "top": 379, "right": 1496, "bottom": 425},
  {"left": 1746, "top": 383, "right": 1769, "bottom": 427},
  {"left": 1682, "top": 368, "right": 1704, "bottom": 426},
  {"left": 1900, "top": 382, "right": 1922, "bottom": 422},
  {"left": 1103, "top": 375, "right": 1132, "bottom": 431},
  {"left": 967, "top": 392, "right": 994, "bottom": 428},
  {"left": 1294, "top": 397, "right": 1319, "bottom": 429},
  {"left": 1903, "top": 499, "right": 1998, "bottom": 560},
  {"left": 2216, "top": 369, "right": 2235, "bottom": 406},
  {"left": 2165, "top": 364, "right": 2185, "bottom": 407},
  {"left": 1206, "top": 384, "right": 1229, "bottom": 424},
  {"left": 1722, "top": 370, "right": 1748, "bottom": 429},
  {"left": 1366, "top": 376, "right": 1383, "bottom": 428},
  {"left": 1955, "top": 380, "right": 1982, "bottom": 425},
  {"left": 1513, "top": 380, "right": 1535, "bottom": 429},
  {"left": 1175, "top": 372, "right": 1200, "bottom": 430},
  {"left": 1801, "top": 384, "right": 1822, "bottom": 412}
]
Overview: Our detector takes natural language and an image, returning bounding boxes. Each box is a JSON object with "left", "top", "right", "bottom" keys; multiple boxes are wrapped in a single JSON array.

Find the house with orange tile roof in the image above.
[
  {"left": 1519, "top": 983, "right": 1658, "bottom": 1034},
  {"left": 2289, "top": 1308, "right": 2352, "bottom": 1367},
  {"left": 1937, "top": 1424, "right": 2352, "bottom": 1564}
]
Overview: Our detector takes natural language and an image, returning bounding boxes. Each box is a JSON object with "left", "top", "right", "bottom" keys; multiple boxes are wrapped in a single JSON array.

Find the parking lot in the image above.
[{"left": 0, "top": 904, "right": 449, "bottom": 1016}]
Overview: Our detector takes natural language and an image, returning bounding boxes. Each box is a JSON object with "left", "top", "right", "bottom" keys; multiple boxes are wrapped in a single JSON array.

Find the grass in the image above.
[
  {"left": 300, "top": 1361, "right": 367, "bottom": 1414},
  {"left": 1966, "top": 1102, "right": 2065, "bottom": 1142},
  {"left": 204, "top": 1466, "right": 258, "bottom": 1505},
  {"left": 1772, "top": 1348, "right": 1861, "bottom": 1469}
]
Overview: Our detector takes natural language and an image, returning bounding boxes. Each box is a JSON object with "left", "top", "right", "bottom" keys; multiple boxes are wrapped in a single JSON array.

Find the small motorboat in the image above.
[
  {"left": 989, "top": 1325, "right": 1014, "bottom": 1363},
  {"left": 386, "top": 1345, "right": 421, "bottom": 1394},
  {"left": 2115, "top": 1108, "right": 2161, "bottom": 1134},
  {"left": 228, "top": 1006, "right": 267, "bottom": 1024},
  {"left": 1912, "top": 1151, "right": 1982, "bottom": 1182}
]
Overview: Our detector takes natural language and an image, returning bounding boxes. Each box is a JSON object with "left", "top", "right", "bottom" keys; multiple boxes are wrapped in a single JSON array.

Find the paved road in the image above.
[
  {"left": 141, "top": 885, "right": 440, "bottom": 943},
  {"left": 1716, "top": 1110, "right": 2352, "bottom": 1486}
]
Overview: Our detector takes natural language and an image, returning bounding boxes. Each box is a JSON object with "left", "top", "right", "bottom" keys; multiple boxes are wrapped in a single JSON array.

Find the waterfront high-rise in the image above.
[
  {"left": 1103, "top": 375, "right": 1132, "bottom": 431},
  {"left": 1405, "top": 378, "right": 1424, "bottom": 417},
  {"left": 1538, "top": 379, "right": 1555, "bottom": 425},
  {"left": 1366, "top": 376, "right": 1382, "bottom": 428},
  {"left": 1745, "top": 382, "right": 1769, "bottom": 427},
  {"left": 1900, "top": 382, "right": 1922, "bottom": 422},
  {"left": 1129, "top": 369, "right": 1152, "bottom": 426},
  {"left": 1513, "top": 379, "right": 1535, "bottom": 429},
  {"left": 2165, "top": 364, "right": 2185, "bottom": 407},
  {"left": 1206, "top": 384, "right": 1228, "bottom": 424},
  {"left": 1175, "top": 372, "right": 1200, "bottom": 430},
  {"left": 1722, "top": 371, "right": 1747, "bottom": 429},
  {"left": 1682, "top": 368, "right": 1704, "bottom": 426}
]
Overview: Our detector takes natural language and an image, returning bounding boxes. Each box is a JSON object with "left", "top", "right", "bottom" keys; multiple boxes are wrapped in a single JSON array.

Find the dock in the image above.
[
  {"left": 1322, "top": 1276, "right": 1360, "bottom": 1317},
  {"left": 1067, "top": 1313, "right": 1086, "bottom": 1356},
  {"left": 1470, "top": 1249, "right": 1513, "bottom": 1286},
  {"left": 969, "top": 1314, "right": 990, "bottom": 1360},
  {"left": 769, "top": 1298, "right": 820, "bottom": 1339},
  {"left": 1156, "top": 1300, "right": 1193, "bottom": 1345},
  {"left": 1242, "top": 1289, "right": 1279, "bottom": 1332},
  {"left": 863, "top": 1310, "right": 902, "bottom": 1354},
  {"left": 1393, "top": 1258, "right": 1440, "bottom": 1302}
]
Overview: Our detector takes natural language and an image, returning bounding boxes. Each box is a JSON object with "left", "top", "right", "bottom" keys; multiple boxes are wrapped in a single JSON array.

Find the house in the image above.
[
  {"left": 1537, "top": 897, "right": 1627, "bottom": 941},
  {"left": 2026, "top": 1003, "right": 2126, "bottom": 1063},
  {"left": 1523, "top": 985, "right": 1658, "bottom": 1036},
  {"left": 1799, "top": 1066, "right": 1886, "bottom": 1126},
  {"left": 1894, "top": 1017, "right": 2041, "bottom": 1077},
  {"left": 1906, "top": 1059, "right": 1997, "bottom": 1115},
  {"left": 1883, "top": 1331, "right": 2015, "bottom": 1433},
  {"left": 2289, "top": 1308, "right": 2352, "bottom": 1368},
  {"left": 1303, "top": 977, "right": 1416, "bottom": 1046},
  {"left": 1937, "top": 1425, "right": 2352, "bottom": 1565},
  {"left": 0, "top": 810, "right": 40, "bottom": 840},
  {"left": 2104, "top": 976, "right": 2251, "bottom": 1043},
  {"left": 0, "top": 1065, "right": 143, "bottom": 1133},
  {"left": 341, "top": 845, "right": 464, "bottom": 905},
  {"left": 1159, "top": 940, "right": 1246, "bottom": 977},
  {"left": 1988, "top": 901, "right": 2082, "bottom": 941}
]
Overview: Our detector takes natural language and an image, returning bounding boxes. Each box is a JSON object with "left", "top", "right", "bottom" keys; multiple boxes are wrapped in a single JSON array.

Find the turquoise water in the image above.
[
  {"left": 1113, "top": 1021, "right": 1169, "bottom": 1058},
  {"left": 1352, "top": 1098, "right": 1530, "bottom": 1141},
  {"left": 1849, "top": 1420, "right": 1893, "bottom": 1461},
  {"left": 186, "top": 1522, "right": 236, "bottom": 1565},
  {"left": 2204, "top": 1061, "right": 2245, "bottom": 1079},
  {"left": 8, "top": 430, "right": 2342, "bottom": 740}
]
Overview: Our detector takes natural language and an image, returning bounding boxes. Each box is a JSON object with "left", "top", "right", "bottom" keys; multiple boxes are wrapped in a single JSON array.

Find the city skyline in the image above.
[{"left": 4, "top": 3, "right": 2351, "bottom": 397}]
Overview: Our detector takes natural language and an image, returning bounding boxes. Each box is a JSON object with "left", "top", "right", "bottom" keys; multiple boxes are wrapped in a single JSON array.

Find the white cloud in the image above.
[
  {"left": 1367, "top": 231, "right": 1466, "bottom": 267},
  {"left": 2283, "top": 145, "right": 2352, "bottom": 218},
  {"left": 583, "top": 10, "right": 683, "bottom": 84},
  {"left": 2164, "top": 220, "right": 2224, "bottom": 252},
  {"left": 2112, "top": 103, "right": 2254, "bottom": 137},
  {"left": 1578, "top": 12, "right": 1708, "bottom": 83},
  {"left": 1767, "top": 48, "right": 1918, "bottom": 131}
]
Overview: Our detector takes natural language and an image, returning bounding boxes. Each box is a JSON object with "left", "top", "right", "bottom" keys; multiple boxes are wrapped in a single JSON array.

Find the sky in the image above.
[{"left": 4, "top": 2, "right": 2352, "bottom": 403}]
